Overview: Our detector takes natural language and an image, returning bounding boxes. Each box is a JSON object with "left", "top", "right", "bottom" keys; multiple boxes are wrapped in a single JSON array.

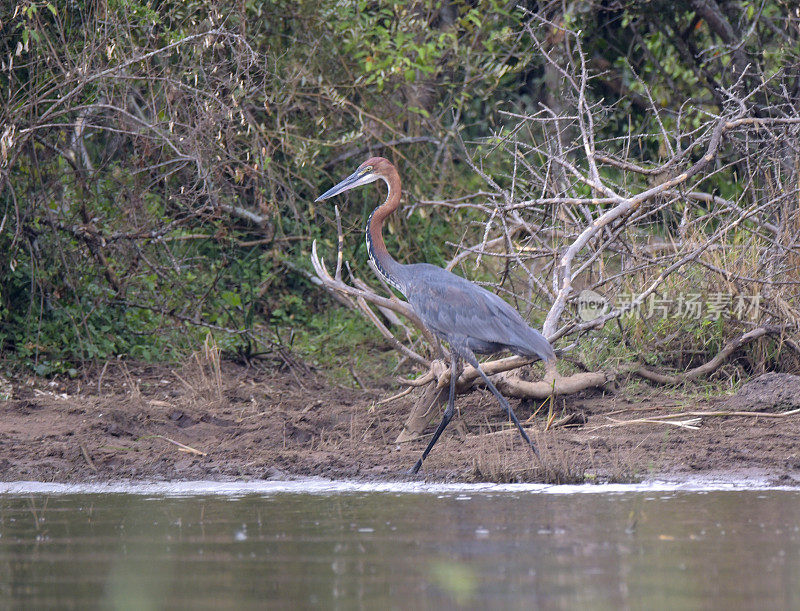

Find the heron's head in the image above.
[{"left": 315, "top": 157, "right": 390, "bottom": 202}]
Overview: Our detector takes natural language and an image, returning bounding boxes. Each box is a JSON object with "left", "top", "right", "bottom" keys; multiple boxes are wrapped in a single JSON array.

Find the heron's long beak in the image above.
[{"left": 314, "top": 169, "right": 364, "bottom": 202}]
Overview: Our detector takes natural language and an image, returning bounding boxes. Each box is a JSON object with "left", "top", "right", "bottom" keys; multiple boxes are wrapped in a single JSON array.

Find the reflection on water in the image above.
[{"left": 1, "top": 488, "right": 799, "bottom": 608}]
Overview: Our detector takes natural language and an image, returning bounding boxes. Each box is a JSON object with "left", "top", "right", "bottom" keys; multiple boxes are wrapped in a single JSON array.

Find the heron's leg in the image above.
[
  {"left": 462, "top": 351, "right": 539, "bottom": 458},
  {"left": 409, "top": 353, "right": 459, "bottom": 474}
]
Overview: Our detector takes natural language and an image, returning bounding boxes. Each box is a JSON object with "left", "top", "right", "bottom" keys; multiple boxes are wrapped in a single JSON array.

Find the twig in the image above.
[
  {"left": 154, "top": 435, "right": 207, "bottom": 456},
  {"left": 80, "top": 443, "right": 98, "bottom": 471},
  {"left": 544, "top": 412, "right": 583, "bottom": 429},
  {"left": 596, "top": 416, "right": 703, "bottom": 430},
  {"left": 651, "top": 408, "right": 800, "bottom": 419},
  {"left": 375, "top": 386, "right": 414, "bottom": 406},
  {"left": 477, "top": 426, "right": 538, "bottom": 439},
  {"left": 588, "top": 407, "right": 800, "bottom": 432},
  {"left": 97, "top": 360, "right": 110, "bottom": 396},
  {"left": 349, "top": 366, "right": 368, "bottom": 389}
]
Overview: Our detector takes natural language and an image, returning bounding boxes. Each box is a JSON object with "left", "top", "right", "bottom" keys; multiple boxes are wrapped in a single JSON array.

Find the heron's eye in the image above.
[{"left": 362, "top": 166, "right": 373, "bottom": 174}]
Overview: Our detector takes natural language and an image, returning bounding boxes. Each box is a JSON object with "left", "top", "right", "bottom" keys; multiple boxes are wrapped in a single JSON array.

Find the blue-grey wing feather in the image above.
[{"left": 400, "top": 264, "right": 554, "bottom": 362}]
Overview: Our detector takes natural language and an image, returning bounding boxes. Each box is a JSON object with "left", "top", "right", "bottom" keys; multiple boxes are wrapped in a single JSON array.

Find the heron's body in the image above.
[
  {"left": 395, "top": 262, "right": 553, "bottom": 358},
  {"left": 317, "top": 156, "right": 555, "bottom": 473}
]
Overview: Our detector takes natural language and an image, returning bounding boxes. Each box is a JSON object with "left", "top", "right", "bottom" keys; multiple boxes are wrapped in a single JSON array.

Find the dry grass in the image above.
[
  {"left": 174, "top": 333, "right": 225, "bottom": 407},
  {"left": 467, "top": 426, "right": 629, "bottom": 484}
]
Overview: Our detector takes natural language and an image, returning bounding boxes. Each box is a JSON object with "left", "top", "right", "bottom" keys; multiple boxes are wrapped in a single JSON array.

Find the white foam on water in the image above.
[{"left": 0, "top": 475, "right": 796, "bottom": 497}]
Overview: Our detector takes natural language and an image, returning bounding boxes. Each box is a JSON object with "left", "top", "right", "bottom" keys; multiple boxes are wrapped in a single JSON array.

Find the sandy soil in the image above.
[{"left": 2, "top": 359, "right": 799, "bottom": 486}]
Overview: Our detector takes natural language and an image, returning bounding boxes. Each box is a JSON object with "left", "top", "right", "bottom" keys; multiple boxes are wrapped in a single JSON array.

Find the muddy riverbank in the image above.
[{"left": 2, "top": 360, "right": 799, "bottom": 485}]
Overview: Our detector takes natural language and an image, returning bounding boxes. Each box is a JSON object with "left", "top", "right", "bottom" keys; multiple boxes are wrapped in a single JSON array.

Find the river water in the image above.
[{"left": 1, "top": 479, "right": 798, "bottom": 609}]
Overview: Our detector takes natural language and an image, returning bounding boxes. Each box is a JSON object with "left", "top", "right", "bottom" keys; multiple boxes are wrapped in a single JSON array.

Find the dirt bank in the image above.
[{"left": 2, "top": 360, "right": 799, "bottom": 486}]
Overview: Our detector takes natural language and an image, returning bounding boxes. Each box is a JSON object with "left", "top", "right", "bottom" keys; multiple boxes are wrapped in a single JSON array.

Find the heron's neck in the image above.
[{"left": 366, "top": 168, "right": 405, "bottom": 293}]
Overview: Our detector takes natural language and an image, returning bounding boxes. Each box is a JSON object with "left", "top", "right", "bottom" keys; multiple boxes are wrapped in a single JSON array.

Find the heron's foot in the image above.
[{"left": 408, "top": 459, "right": 423, "bottom": 475}]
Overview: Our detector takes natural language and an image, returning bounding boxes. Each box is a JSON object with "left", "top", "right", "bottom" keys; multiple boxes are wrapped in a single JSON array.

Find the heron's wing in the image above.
[{"left": 404, "top": 265, "right": 554, "bottom": 362}]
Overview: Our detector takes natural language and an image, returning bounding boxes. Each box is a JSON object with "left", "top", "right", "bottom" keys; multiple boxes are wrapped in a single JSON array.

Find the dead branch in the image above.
[
  {"left": 542, "top": 113, "right": 736, "bottom": 338},
  {"left": 493, "top": 369, "right": 608, "bottom": 399},
  {"left": 635, "top": 327, "right": 775, "bottom": 384}
]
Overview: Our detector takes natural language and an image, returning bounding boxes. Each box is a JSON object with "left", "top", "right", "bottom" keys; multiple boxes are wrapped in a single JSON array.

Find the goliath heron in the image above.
[{"left": 316, "top": 157, "right": 555, "bottom": 474}]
